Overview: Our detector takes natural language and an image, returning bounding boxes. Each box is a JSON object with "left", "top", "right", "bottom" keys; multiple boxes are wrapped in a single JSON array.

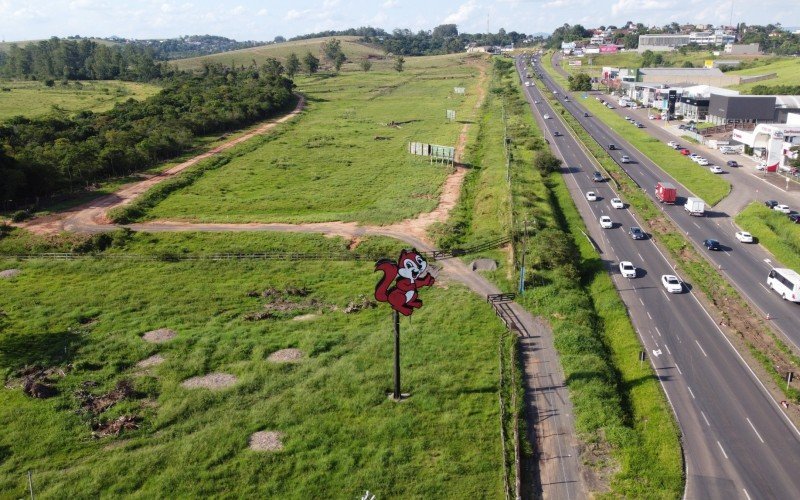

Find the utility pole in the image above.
[{"left": 519, "top": 220, "right": 528, "bottom": 294}]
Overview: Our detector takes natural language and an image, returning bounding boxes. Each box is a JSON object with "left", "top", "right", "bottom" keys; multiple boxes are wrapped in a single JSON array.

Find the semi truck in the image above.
[
  {"left": 684, "top": 197, "right": 705, "bottom": 216},
  {"left": 655, "top": 181, "right": 677, "bottom": 204}
]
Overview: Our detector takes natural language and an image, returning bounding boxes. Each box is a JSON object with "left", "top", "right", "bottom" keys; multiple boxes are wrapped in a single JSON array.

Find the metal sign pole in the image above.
[{"left": 393, "top": 310, "right": 401, "bottom": 400}]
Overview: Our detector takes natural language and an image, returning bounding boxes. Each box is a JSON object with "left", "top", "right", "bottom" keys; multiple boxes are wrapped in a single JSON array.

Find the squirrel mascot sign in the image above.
[{"left": 374, "top": 249, "right": 435, "bottom": 316}]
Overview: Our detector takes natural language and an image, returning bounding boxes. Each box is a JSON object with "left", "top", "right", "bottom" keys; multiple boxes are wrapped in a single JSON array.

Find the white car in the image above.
[
  {"left": 619, "top": 261, "right": 637, "bottom": 278},
  {"left": 620, "top": 155, "right": 631, "bottom": 163},
  {"left": 607, "top": 104, "right": 614, "bottom": 109},
  {"left": 667, "top": 141, "right": 678, "bottom": 148},
  {"left": 709, "top": 166, "right": 723, "bottom": 174},
  {"left": 774, "top": 204, "right": 791, "bottom": 213},
  {"left": 610, "top": 198, "right": 625, "bottom": 209},
  {"left": 599, "top": 216, "right": 613, "bottom": 228},
  {"left": 525, "top": 81, "right": 531, "bottom": 87},
  {"left": 755, "top": 163, "right": 766, "bottom": 171},
  {"left": 661, "top": 274, "right": 683, "bottom": 294},
  {"left": 689, "top": 154, "right": 701, "bottom": 161},
  {"left": 697, "top": 158, "right": 710, "bottom": 166},
  {"left": 586, "top": 191, "right": 597, "bottom": 201},
  {"left": 543, "top": 114, "right": 551, "bottom": 119},
  {"left": 534, "top": 100, "right": 540, "bottom": 104},
  {"left": 735, "top": 231, "right": 754, "bottom": 243}
]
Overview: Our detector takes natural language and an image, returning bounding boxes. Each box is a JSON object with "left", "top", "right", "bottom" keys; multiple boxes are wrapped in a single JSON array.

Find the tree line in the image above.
[
  {"left": 0, "top": 37, "right": 169, "bottom": 81},
  {"left": 0, "top": 62, "right": 295, "bottom": 207}
]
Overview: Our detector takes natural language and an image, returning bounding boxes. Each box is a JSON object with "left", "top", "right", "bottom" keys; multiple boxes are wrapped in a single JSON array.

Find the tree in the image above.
[
  {"left": 334, "top": 52, "right": 346, "bottom": 72},
  {"left": 568, "top": 72, "right": 592, "bottom": 91},
  {"left": 681, "top": 61, "right": 694, "bottom": 68},
  {"left": 285, "top": 52, "right": 300, "bottom": 78},
  {"left": 393, "top": 55, "right": 405, "bottom": 72},
  {"left": 303, "top": 52, "right": 320, "bottom": 75},
  {"left": 533, "top": 150, "right": 561, "bottom": 174},
  {"left": 274, "top": 36, "right": 286, "bottom": 43},
  {"left": 432, "top": 24, "right": 458, "bottom": 39},
  {"left": 360, "top": 59, "right": 372, "bottom": 72},
  {"left": 261, "top": 58, "right": 284, "bottom": 79}
]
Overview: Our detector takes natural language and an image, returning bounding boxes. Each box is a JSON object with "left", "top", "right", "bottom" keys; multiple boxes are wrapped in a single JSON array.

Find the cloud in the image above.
[
  {"left": 322, "top": 0, "right": 340, "bottom": 7},
  {"left": 231, "top": 5, "right": 244, "bottom": 15},
  {"left": 382, "top": 0, "right": 399, "bottom": 7},
  {"left": 256, "top": 8, "right": 268, "bottom": 16},
  {"left": 443, "top": 0, "right": 478, "bottom": 25},
  {"left": 285, "top": 8, "right": 311, "bottom": 21},
  {"left": 611, "top": 0, "right": 674, "bottom": 16}
]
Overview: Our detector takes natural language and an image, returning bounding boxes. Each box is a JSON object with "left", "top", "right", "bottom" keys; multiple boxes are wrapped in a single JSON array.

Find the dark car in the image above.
[
  {"left": 629, "top": 227, "right": 645, "bottom": 240},
  {"left": 592, "top": 171, "right": 604, "bottom": 182},
  {"left": 584, "top": 112, "right": 590, "bottom": 117},
  {"left": 764, "top": 200, "right": 779, "bottom": 209},
  {"left": 703, "top": 239, "right": 721, "bottom": 250},
  {"left": 636, "top": 123, "right": 645, "bottom": 128},
  {"left": 789, "top": 214, "right": 800, "bottom": 224},
  {"left": 726, "top": 160, "right": 739, "bottom": 167},
  {"left": 554, "top": 131, "right": 562, "bottom": 137},
  {"left": 608, "top": 144, "right": 617, "bottom": 150}
]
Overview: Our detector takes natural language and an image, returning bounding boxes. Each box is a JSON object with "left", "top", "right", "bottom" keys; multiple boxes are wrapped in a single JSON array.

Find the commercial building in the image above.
[
  {"left": 637, "top": 34, "right": 690, "bottom": 52},
  {"left": 724, "top": 43, "right": 761, "bottom": 55},
  {"left": 676, "top": 85, "right": 740, "bottom": 121},
  {"left": 689, "top": 31, "right": 735, "bottom": 46},
  {"left": 732, "top": 117, "right": 800, "bottom": 170},
  {"left": 707, "top": 95, "right": 777, "bottom": 125}
]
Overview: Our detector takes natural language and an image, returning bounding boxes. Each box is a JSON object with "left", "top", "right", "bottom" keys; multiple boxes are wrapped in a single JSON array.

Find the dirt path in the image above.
[{"left": 21, "top": 96, "right": 306, "bottom": 235}]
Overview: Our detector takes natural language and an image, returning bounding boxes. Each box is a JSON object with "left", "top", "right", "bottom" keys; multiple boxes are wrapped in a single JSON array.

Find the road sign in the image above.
[
  {"left": 446, "top": 109, "right": 456, "bottom": 121},
  {"left": 454, "top": 87, "right": 465, "bottom": 94},
  {"left": 408, "top": 142, "right": 455, "bottom": 164}
]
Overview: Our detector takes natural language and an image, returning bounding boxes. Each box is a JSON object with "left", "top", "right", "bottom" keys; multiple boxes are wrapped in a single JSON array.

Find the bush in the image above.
[{"left": 10, "top": 210, "right": 32, "bottom": 223}]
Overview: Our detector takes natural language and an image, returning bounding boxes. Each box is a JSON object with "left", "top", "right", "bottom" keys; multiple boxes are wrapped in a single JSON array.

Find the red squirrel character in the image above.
[{"left": 374, "top": 249, "right": 435, "bottom": 316}]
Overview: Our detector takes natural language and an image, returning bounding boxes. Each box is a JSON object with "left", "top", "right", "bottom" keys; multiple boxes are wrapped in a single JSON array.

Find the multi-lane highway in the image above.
[
  {"left": 534, "top": 56, "right": 800, "bottom": 353},
  {"left": 516, "top": 55, "right": 800, "bottom": 499}
]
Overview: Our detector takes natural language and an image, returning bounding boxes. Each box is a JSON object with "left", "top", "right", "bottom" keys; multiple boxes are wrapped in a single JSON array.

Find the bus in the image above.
[{"left": 767, "top": 268, "right": 800, "bottom": 302}]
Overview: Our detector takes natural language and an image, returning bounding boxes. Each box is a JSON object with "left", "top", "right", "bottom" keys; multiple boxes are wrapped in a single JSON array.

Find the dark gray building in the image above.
[{"left": 707, "top": 95, "right": 776, "bottom": 125}]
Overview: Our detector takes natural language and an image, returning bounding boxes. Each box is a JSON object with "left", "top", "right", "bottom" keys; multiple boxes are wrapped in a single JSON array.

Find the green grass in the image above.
[
  {"left": 729, "top": 58, "right": 800, "bottom": 92},
  {"left": 0, "top": 231, "right": 507, "bottom": 497},
  {"left": 736, "top": 203, "right": 800, "bottom": 270},
  {"left": 556, "top": 50, "right": 719, "bottom": 79},
  {"left": 173, "top": 36, "right": 388, "bottom": 72},
  {"left": 0, "top": 80, "right": 161, "bottom": 120},
  {"left": 136, "top": 54, "right": 485, "bottom": 226},
  {"left": 449, "top": 65, "right": 683, "bottom": 497},
  {"left": 543, "top": 54, "right": 731, "bottom": 206}
]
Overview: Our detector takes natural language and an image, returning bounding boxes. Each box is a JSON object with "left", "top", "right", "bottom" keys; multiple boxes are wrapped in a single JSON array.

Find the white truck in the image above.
[{"left": 684, "top": 197, "right": 705, "bottom": 216}]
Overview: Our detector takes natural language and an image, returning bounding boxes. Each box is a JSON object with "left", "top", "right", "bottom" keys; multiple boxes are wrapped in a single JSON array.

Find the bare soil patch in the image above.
[
  {"left": 136, "top": 354, "right": 165, "bottom": 368},
  {"left": 267, "top": 349, "right": 304, "bottom": 363},
  {"left": 75, "top": 379, "right": 134, "bottom": 415},
  {"left": 142, "top": 328, "right": 176, "bottom": 343},
  {"left": 7, "top": 365, "right": 69, "bottom": 399},
  {"left": 0, "top": 269, "right": 21, "bottom": 279},
  {"left": 344, "top": 295, "right": 377, "bottom": 314},
  {"left": 93, "top": 415, "right": 139, "bottom": 438},
  {"left": 292, "top": 313, "right": 319, "bottom": 321},
  {"left": 181, "top": 372, "right": 237, "bottom": 390},
  {"left": 249, "top": 430, "right": 284, "bottom": 451}
]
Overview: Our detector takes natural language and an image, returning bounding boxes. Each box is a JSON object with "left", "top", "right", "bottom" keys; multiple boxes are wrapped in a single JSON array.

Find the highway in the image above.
[
  {"left": 516, "top": 56, "right": 800, "bottom": 499},
  {"left": 537, "top": 55, "right": 800, "bottom": 353}
]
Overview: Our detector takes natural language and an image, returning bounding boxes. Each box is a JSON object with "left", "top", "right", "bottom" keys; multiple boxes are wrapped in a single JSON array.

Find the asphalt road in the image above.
[
  {"left": 517, "top": 55, "right": 800, "bottom": 499},
  {"left": 538, "top": 56, "right": 800, "bottom": 353}
]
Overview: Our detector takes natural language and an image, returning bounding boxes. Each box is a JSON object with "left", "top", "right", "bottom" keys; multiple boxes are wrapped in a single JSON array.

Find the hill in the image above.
[
  {"left": 0, "top": 37, "right": 118, "bottom": 52},
  {"left": 172, "top": 36, "right": 385, "bottom": 72}
]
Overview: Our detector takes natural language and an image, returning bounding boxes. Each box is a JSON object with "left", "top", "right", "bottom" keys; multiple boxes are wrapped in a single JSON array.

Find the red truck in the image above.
[{"left": 655, "top": 181, "right": 677, "bottom": 204}]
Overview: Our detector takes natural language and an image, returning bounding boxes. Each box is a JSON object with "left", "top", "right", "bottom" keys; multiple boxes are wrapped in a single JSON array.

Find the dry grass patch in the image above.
[
  {"left": 267, "top": 348, "right": 304, "bottom": 363},
  {"left": 141, "top": 328, "right": 176, "bottom": 343},
  {"left": 180, "top": 372, "right": 237, "bottom": 390},
  {"left": 249, "top": 431, "right": 284, "bottom": 451},
  {"left": 136, "top": 354, "right": 165, "bottom": 368},
  {"left": 0, "top": 269, "right": 21, "bottom": 278}
]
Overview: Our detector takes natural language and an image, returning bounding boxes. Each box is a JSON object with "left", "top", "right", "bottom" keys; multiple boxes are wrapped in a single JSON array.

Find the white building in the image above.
[{"left": 732, "top": 117, "right": 800, "bottom": 170}]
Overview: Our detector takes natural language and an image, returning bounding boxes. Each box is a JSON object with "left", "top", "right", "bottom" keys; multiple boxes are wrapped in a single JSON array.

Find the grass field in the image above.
[
  {"left": 556, "top": 50, "right": 719, "bottom": 78},
  {"left": 735, "top": 203, "right": 800, "bottom": 271},
  {"left": 0, "top": 230, "right": 507, "bottom": 497},
  {"left": 729, "top": 57, "right": 800, "bottom": 92},
  {"left": 543, "top": 54, "right": 731, "bottom": 206},
  {"left": 173, "top": 36, "right": 388, "bottom": 72},
  {"left": 0, "top": 80, "right": 161, "bottom": 120},
  {"left": 136, "top": 54, "right": 485, "bottom": 226}
]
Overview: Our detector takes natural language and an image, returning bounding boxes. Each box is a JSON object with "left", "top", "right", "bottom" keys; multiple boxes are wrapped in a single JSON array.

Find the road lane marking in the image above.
[
  {"left": 675, "top": 363, "right": 682, "bottom": 374},
  {"left": 647, "top": 311, "right": 652, "bottom": 320},
  {"left": 717, "top": 440, "right": 729, "bottom": 459},
  {"left": 665, "top": 344, "right": 671, "bottom": 355},
  {"left": 744, "top": 489, "right": 751, "bottom": 500},
  {"left": 701, "top": 411, "right": 710, "bottom": 427},
  {"left": 746, "top": 417, "right": 765, "bottom": 443},
  {"left": 695, "top": 340, "right": 708, "bottom": 357},
  {"left": 693, "top": 222, "right": 701, "bottom": 229},
  {"left": 688, "top": 386, "right": 695, "bottom": 399},
  {"left": 655, "top": 327, "right": 662, "bottom": 337},
  {"left": 638, "top": 252, "right": 643, "bottom": 260},
  {"left": 760, "top": 283, "right": 771, "bottom": 294},
  {"left": 639, "top": 298, "right": 645, "bottom": 306},
  {"left": 661, "top": 290, "right": 671, "bottom": 302}
]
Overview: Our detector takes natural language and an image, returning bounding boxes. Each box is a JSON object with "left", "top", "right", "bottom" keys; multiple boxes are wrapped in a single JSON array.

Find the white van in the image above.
[{"left": 719, "top": 146, "right": 736, "bottom": 154}]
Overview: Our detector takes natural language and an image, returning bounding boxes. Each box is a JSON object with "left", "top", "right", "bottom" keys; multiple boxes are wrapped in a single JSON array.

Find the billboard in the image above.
[
  {"left": 599, "top": 45, "right": 619, "bottom": 53},
  {"left": 568, "top": 60, "right": 582, "bottom": 66},
  {"left": 668, "top": 90, "right": 678, "bottom": 116},
  {"left": 408, "top": 142, "right": 455, "bottom": 162}
]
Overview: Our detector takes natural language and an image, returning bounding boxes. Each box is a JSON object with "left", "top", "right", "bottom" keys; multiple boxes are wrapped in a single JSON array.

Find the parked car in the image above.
[
  {"left": 629, "top": 226, "right": 646, "bottom": 240},
  {"left": 636, "top": 122, "right": 644, "bottom": 128},
  {"left": 680, "top": 149, "right": 691, "bottom": 155},
  {"left": 735, "top": 231, "right": 754, "bottom": 243},
  {"left": 661, "top": 274, "right": 683, "bottom": 293},
  {"left": 586, "top": 191, "right": 597, "bottom": 201},
  {"left": 703, "top": 239, "right": 721, "bottom": 250},
  {"left": 592, "top": 171, "right": 604, "bottom": 182},
  {"left": 764, "top": 200, "right": 779, "bottom": 208},
  {"left": 599, "top": 216, "right": 613, "bottom": 228},
  {"left": 727, "top": 160, "right": 739, "bottom": 167},
  {"left": 697, "top": 159, "right": 710, "bottom": 166},
  {"left": 610, "top": 198, "right": 625, "bottom": 209},
  {"left": 710, "top": 166, "right": 723, "bottom": 174},
  {"left": 774, "top": 204, "right": 791, "bottom": 213},
  {"left": 667, "top": 141, "right": 678, "bottom": 148},
  {"left": 689, "top": 154, "right": 701, "bottom": 161},
  {"left": 620, "top": 155, "right": 631, "bottom": 163},
  {"left": 607, "top": 104, "right": 614, "bottom": 109},
  {"left": 625, "top": 116, "right": 632, "bottom": 121},
  {"left": 619, "top": 261, "right": 637, "bottom": 278},
  {"left": 789, "top": 214, "right": 800, "bottom": 223}
]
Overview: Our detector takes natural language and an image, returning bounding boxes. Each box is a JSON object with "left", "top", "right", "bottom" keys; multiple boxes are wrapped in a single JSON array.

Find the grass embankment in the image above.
[
  {"left": 730, "top": 58, "right": 800, "bottom": 92},
  {"left": 543, "top": 56, "right": 730, "bottom": 206},
  {"left": 0, "top": 80, "right": 160, "bottom": 120},
  {"left": 174, "top": 36, "right": 386, "bottom": 72},
  {"left": 0, "top": 230, "right": 507, "bottom": 497},
  {"left": 126, "top": 54, "right": 484, "bottom": 226},
  {"left": 535, "top": 59, "right": 800, "bottom": 404},
  {"left": 445, "top": 59, "right": 683, "bottom": 497},
  {"left": 554, "top": 50, "right": 719, "bottom": 79},
  {"left": 736, "top": 203, "right": 800, "bottom": 271}
]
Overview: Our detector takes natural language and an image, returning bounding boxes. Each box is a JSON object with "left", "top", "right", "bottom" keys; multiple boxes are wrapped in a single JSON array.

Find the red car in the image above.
[{"left": 679, "top": 148, "right": 691, "bottom": 155}]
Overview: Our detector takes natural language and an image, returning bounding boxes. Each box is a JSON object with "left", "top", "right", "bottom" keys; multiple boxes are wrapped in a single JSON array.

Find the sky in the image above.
[{"left": 0, "top": 0, "right": 796, "bottom": 42}]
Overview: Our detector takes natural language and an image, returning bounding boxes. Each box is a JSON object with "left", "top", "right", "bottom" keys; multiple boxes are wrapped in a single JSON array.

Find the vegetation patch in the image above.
[
  {"left": 736, "top": 203, "right": 800, "bottom": 270},
  {"left": 0, "top": 231, "right": 507, "bottom": 497}
]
